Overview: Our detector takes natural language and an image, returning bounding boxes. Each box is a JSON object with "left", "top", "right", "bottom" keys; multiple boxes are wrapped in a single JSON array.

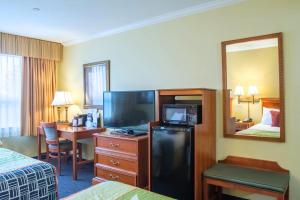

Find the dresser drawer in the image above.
[
  {"left": 96, "top": 152, "right": 137, "bottom": 172},
  {"left": 96, "top": 136, "right": 138, "bottom": 154},
  {"left": 96, "top": 165, "right": 137, "bottom": 186}
]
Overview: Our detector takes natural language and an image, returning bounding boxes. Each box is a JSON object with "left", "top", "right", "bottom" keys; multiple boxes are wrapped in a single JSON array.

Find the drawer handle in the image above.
[
  {"left": 109, "top": 174, "right": 119, "bottom": 180},
  {"left": 109, "top": 143, "right": 120, "bottom": 148},
  {"left": 110, "top": 159, "right": 120, "bottom": 166}
]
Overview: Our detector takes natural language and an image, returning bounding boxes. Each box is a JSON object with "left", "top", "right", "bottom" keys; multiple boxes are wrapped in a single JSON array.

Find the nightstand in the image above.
[{"left": 235, "top": 121, "right": 255, "bottom": 131}]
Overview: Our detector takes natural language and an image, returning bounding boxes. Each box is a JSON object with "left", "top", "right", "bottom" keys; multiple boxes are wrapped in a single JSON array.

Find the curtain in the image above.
[
  {"left": 0, "top": 54, "right": 22, "bottom": 137},
  {"left": 0, "top": 32, "right": 63, "bottom": 61},
  {"left": 21, "top": 57, "right": 57, "bottom": 136},
  {"left": 84, "top": 64, "right": 107, "bottom": 106}
]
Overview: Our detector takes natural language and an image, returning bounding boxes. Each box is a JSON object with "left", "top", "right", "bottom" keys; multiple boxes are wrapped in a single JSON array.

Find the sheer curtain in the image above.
[
  {"left": 85, "top": 64, "right": 107, "bottom": 106},
  {"left": 0, "top": 54, "right": 22, "bottom": 137}
]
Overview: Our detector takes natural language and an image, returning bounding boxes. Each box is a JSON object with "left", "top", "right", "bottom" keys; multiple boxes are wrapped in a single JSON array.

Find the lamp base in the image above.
[{"left": 56, "top": 121, "right": 70, "bottom": 125}]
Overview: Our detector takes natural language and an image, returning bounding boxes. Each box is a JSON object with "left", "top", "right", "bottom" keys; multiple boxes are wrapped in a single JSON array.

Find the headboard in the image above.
[{"left": 261, "top": 98, "right": 280, "bottom": 110}]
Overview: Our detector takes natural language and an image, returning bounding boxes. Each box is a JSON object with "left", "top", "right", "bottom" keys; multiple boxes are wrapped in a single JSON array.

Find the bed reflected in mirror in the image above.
[{"left": 222, "top": 33, "right": 285, "bottom": 142}]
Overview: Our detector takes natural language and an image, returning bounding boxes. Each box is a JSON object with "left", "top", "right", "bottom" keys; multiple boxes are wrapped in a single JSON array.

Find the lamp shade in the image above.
[
  {"left": 51, "top": 91, "right": 74, "bottom": 106},
  {"left": 248, "top": 86, "right": 259, "bottom": 96},
  {"left": 234, "top": 85, "right": 244, "bottom": 96}
]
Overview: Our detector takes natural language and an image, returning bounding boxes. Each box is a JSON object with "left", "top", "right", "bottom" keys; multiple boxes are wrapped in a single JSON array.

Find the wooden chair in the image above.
[{"left": 40, "top": 122, "right": 82, "bottom": 175}]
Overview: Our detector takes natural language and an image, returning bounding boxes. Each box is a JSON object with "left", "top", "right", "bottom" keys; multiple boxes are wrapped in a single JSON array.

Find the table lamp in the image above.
[{"left": 51, "top": 91, "right": 74, "bottom": 123}]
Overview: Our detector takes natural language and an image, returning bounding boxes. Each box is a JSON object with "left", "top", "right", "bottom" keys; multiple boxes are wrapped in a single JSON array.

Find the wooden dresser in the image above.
[{"left": 93, "top": 132, "right": 148, "bottom": 188}]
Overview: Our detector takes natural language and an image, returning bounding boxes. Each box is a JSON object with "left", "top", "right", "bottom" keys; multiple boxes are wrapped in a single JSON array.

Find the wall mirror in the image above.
[
  {"left": 83, "top": 60, "right": 110, "bottom": 109},
  {"left": 222, "top": 33, "right": 285, "bottom": 142}
]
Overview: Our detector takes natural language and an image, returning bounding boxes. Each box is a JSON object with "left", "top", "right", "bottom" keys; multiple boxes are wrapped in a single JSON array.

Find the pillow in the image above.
[
  {"left": 270, "top": 110, "right": 280, "bottom": 127},
  {"left": 261, "top": 107, "right": 280, "bottom": 125}
]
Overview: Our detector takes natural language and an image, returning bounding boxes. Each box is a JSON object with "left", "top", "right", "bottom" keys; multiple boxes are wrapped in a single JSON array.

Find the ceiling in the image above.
[
  {"left": 0, "top": 0, "right": 244, "bottom": 45},
  {"left": 226, "top": 39, "right": 278, "bottom": 52}
]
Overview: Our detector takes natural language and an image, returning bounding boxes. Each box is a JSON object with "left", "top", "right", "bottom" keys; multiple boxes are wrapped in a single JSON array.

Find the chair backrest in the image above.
[{"left": 40, "top": 122, "right": 58, "bottom": 145}]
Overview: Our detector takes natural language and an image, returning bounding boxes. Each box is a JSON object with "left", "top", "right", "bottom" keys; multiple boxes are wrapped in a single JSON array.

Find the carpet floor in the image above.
[
  {"left": 48, "top": 160, "right": 94, "bottom": 198},
  {"left": 47, "top": 160, "right": 246, "bottom": 200}
]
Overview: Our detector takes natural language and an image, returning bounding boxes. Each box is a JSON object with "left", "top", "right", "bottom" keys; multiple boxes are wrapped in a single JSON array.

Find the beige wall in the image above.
[
  {"left": 59, "top": 0, "right": 300, "bottom": 199},
  {"left": 1, "top": 136, "right": 46, "bottom": 157},
  {"left": 227, "top": 47, "right": 279, "bottom": 123}
]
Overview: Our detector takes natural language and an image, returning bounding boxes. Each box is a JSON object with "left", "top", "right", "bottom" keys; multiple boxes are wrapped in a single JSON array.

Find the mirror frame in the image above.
[{"left": 222, "top": 32, "right": 285, "bottom": 142}]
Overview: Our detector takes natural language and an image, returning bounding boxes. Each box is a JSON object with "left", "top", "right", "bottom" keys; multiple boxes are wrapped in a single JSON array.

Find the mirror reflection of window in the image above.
[
  {"left": 226, "top": 38, "right": 281, "bottom": 138},
  {"left": 84, "top": 60, "right": 110, "bottom": 109}
]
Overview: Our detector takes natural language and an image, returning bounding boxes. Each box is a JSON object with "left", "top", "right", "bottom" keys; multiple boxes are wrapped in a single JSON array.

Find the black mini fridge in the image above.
[{"left": 151, "top": 126, "right": 194, "bottom": 200}]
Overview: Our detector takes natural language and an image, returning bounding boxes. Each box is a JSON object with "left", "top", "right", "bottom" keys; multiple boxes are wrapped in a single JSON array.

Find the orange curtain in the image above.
[{"left": 21, "top": 57, "right": 57, "bottom": 136}]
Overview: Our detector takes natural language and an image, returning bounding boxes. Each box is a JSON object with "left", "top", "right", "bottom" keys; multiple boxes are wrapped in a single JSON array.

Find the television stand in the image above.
[{"left": 111, "top": 128, "right": 147, "bottom": 136}]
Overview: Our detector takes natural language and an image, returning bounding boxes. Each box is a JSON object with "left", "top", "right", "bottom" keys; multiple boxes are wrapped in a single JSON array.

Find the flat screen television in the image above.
[{"left": 103, "top": 90, "right": 155, "bottom": 131}]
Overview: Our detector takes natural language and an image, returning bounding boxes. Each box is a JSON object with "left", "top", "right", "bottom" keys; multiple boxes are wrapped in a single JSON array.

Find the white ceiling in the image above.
[{"left": 0, "top": 0, "right": 244, "bottom": 45}]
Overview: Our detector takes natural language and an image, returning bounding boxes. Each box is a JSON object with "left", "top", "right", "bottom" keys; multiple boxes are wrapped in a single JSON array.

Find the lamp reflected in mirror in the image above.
[
  {"left": 248, "top": 85, "right": 259, "bottom": 104},
  {"left": 234, "top": 85, "right": 244, "bottom": 103},
  {"left": 233, "top": 85, "right": 260, "bottom": 122}
]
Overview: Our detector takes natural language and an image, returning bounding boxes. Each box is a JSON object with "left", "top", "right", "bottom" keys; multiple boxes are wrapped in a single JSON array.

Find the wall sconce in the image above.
[
  {"left": 234, "top": 85, "right": 244, "bottom": 104},
  {"left": 234, "top": 85, "right": 260, "bottom": 104},
  {"left": 248, "top": 85, "right": 259, "bottom": 104},
  {"left": 233, "top": 85, "right": 260, "bottom": 122}
]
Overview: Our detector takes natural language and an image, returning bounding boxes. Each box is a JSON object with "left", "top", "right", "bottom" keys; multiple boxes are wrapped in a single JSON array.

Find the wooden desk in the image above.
[{"left": 37, "top": 125, "right": 106, "bottom": 180}]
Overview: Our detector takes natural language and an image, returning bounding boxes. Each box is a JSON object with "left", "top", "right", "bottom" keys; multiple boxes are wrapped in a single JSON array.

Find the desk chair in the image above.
[{"left": 40, "top": 122, "right": 82, "bottom": 175}]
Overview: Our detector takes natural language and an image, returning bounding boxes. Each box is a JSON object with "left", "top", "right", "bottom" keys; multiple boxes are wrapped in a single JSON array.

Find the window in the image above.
[
  {"left": 83, "top": 60, "right": 110, "bottom": 109},
  {"left": 0, "top": 54, "right": 22, "bottom": 137}
]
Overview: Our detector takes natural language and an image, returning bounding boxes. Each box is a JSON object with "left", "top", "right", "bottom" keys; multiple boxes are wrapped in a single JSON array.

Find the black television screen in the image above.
[{"left": 103, "top": 90, "right": 155, "bottom": 130}]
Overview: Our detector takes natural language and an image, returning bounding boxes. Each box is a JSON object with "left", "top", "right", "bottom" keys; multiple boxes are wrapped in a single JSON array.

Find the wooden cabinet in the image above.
[
  {"left": 150, "top": 88, "right": 216, "bottom": 200},
  {"left": 93, "top": 132, "right": 148, "bottom": 188}
]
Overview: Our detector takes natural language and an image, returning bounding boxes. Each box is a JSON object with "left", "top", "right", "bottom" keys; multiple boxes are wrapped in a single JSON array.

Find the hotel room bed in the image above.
[
  {"left": 0, "top": 148, "right": 57, "bottom": 200},
  {"left": 63, "top": 181, "right": 174, "bottom": 200},
  {"left": 236, "top": 123, "right": 280, "bottom": 138}
]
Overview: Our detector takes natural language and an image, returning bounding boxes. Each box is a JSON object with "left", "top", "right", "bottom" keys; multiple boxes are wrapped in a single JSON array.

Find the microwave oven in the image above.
[{"left": 162, "top": 104, "right": 201, "bottom": 126}]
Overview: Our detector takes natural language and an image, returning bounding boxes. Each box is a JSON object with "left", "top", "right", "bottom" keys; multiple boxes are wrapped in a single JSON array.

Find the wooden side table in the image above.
[{"left": 235, "top": 121, "right": 255, "bottom": 131}]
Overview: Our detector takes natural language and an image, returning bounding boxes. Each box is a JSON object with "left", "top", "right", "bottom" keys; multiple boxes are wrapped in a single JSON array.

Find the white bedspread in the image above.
[{"left": 248, "top": 123, "right": 280, "bottom": 132}]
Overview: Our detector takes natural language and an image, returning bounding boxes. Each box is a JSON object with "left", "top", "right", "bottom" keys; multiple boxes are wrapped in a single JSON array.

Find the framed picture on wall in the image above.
[{"left": 83, "top": 60, "right": 110, "bottom": 109}]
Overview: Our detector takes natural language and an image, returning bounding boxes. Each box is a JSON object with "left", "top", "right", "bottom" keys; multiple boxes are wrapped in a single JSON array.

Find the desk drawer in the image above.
[
  {"left": 96, "top": 165, "right": 136, "bottom": 186},
  {"left": 96, "top": 137, "right": 137, "bottom": 154},
  {"left": 96, "top": 153, "right": 137, "bottom": 172}
]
